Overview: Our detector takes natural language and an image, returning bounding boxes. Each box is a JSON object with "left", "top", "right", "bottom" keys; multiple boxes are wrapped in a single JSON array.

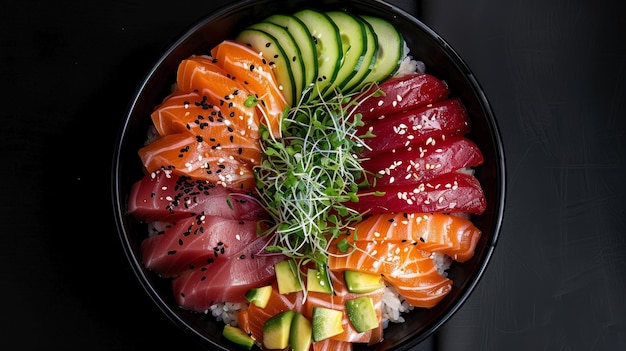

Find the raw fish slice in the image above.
[
  {"left": 211, "top": 40, "right": 287, "bottom": 139},
  {"left": 176, "top": 55, "right": 260, "bottom": 138},
  {"left": 327, "top": 241, "right": 452, "bottom": 308},
  {"left": 343, "top": 212, "right": 481, "bottom": 262},
  {"left": 356, "top": 98, "right": 470, "bottom": 155},
  {"left": 172, "top": 235, "right": 285, "bottom": 311},
  {"left": 237, "top": 281, "right": 305, "bottom": 344},
  {"left": 151, "top": 90, "right": 260, "bottom": 140},
  {"left": 359, "top": 135, "right": 483, "bottom": 186},
  {"left": 303, "top": 271, "right": 384, "bottom": 344},
  {"left": 138, "top": 133, "right": 258, "bottom": 191},
  {"left": 127, "top": 169, "right": 267, "bottom": 223},
  {"left": 351, "top": 73, "right": 449, "bottom": 122},
  {"left": 348, "top": 172, "right": 486, "bottom": 215},
  {"left": 312, "top": 339, "right": 353, "bottom": 351},
  {"left": 140, "top": 215, "right": 263, "bottom": 278}
]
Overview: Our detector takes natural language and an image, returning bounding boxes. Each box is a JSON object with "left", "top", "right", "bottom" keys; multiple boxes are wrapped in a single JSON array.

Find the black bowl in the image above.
[{"left": 112, "top": 0, "right": 506, "bottom": 349}]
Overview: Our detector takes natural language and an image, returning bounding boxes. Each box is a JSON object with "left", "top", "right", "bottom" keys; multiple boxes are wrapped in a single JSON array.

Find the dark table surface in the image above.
[{"left": 3, "top": 0, "right": 625, "bottom": 350}]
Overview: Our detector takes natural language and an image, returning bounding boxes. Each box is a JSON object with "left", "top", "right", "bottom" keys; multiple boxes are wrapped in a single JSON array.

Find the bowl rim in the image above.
[{"left": 111, "top": 0, "right": 507, "bottom": 349}]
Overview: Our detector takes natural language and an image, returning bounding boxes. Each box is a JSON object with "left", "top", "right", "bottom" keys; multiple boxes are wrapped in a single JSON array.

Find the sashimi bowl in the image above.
[{"left": 112, "top": 0, "right": 506, "bottom": 350}]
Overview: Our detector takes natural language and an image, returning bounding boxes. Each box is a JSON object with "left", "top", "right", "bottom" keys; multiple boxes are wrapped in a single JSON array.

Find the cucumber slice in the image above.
[
  {"left": 323, "top": 10, "right": 368, "bottom": 96},
  {"left": 247, "top": 21, "right": 305, "bottom": 104},
  {"left": 358, "top": 15, "right": 404, "bottom": 87},
  {"left": 340, "top": 15, "right": 378, "bottom": 93},
  {"left": 263, "top": 13, "right": 317, "bottom": 98},
  {"left": 293, "top": 8, "right": 342, "bottom": 101},
  {"left": 236, "top": 28, "right": 296, "bottom": 106}
]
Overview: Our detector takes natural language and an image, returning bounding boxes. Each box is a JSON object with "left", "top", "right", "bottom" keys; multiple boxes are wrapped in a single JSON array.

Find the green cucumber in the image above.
[
  {"left": 235, "top": 28, "right": 296, "bottom": 106},
  {"left": 247, "top": 21, "right": 305, "bottom": 104},
  {"left": 358, "top": 15, "right": 404, "bottom": 88},
  {"left": 340, "top": 15, "right": 378, "bottom": 93},
  {"left": 293, "top": 8, "right": 342, "bottom": 101},
  {"left": 323, "top": 10, "right": 368, "bottom": 96},
  {"left": 263, "top": 13, "right": 317, "bottom": 98}
]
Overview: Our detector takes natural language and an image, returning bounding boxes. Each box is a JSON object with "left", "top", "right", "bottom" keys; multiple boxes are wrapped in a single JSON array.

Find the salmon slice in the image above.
[
  {"left": 313, "top": 339, "right": 353, "bottom": 351},
  {"left": 211, "top": 40, "right": 287, "bottom": 139},
  {"left": 343, "top": 212, "right": 481, "bottom": 262},
  {"left": 176, "top": 55, "right": 260, "bottom": 138},
  {"left": 237, "top": 281, "right": 305, "bottom": 344},
  {"left": 137, "top": 133, "right": 258, "bottom": 192},
  {"left": 172, "top": 236, "right": 285, "bottom": 311},
  {"left": 127, "top": 169, "right": 267, "bottom": 223},
  {"left": 151, "top": 90, "right": 260, "bottom": 140},
  {"left": 328, "top": 241, "right": 452, "bottom": 308},
  {"left": 303, "top": 271, "right": 384, "bottom": 344},
  {"left": 140, "top": 215, "right": 264, "bottom": 278}
]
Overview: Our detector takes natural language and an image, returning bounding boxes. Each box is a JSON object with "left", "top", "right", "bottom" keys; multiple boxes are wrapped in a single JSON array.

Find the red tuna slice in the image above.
[
  {"left": 348, "top": 172, "right": 486, "bottom": 215},
  {"left": 127, "top": 169, "right": 267, "bottom": 223},
  {"left": 357, "top": 98, "right": 470, "bottom": 156},
  {"left": 359, "top": 135, "right": 484, "bottom": 187},
  {"left": 172, "top": 235, "right": 285, "bottom": 311},
  {"left": 140, "top": 215, "right": 265, "bottom": 278},
  {"left": 151, "top": 90, "right": 260, "bottom": 140},
  {"left": 351, "top": 73, "right": 449, "bottom": 122}
]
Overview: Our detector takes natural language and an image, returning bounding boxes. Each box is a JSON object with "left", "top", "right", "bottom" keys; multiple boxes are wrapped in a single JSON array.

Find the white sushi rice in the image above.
[{"left": 209, "top": 302, "right": 247, "bottom": 327}]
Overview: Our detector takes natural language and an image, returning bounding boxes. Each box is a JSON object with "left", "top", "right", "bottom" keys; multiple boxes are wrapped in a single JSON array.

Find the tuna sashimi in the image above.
[
  {"left": 211, "top": 40, "right": 287, "bottom": 139},
  {"left": 340, "top": 212, "right": 481, "bottom": 262},
  {"left": 172, "top": 235, "right": 285, "bottom": 311},
  {"left": 357, "top": 98, "right": 470, "bottom": 156},
  {"left": 176, "top": 55, "right": 261, "bottom": 138},
  {"left": 140, "top": 215, "right": 265, "bottom": 278},
  {"left": 151, "top": 90, "right": 260, "bottom": 140},
  {"left": 359, "top": 135, "right": 484, "bottom": 187},
  {"left": 348, "top": 172, "right": 487, "bottom": 215},
  {"left": 137, "top": 133, "right": 258, "bottom": 191},
  {"left": 127, "top": 169, "right": 267, "bottom": 223},
  {"left": 328, "top": 241, "right": 452, "bottom": 308},
  {"left": 351, "top": 73, "right": 450, "bottom": 122}
]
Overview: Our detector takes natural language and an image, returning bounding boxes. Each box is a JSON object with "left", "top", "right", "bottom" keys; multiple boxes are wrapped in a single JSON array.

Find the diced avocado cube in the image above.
[
  {"left": 345, "top": 296, "right": 379, "bottom": 332},
  {"left": 275, "top": 260, "right": 303, "bottom": 294},
  {"left": 222, "top": 324, "right": 255, "bottom": 350},
  {"left": 244, "top": 285, "right": 273, "bottom": 308},
  {"left": 312, "top": 307, "right": 344, "bottom": 342},
  {"left": 289, "top": 312, "right": 312, "bottom": 351},
  {"left": 263, "top": 310, "right": 295, "bottom": 349},
  {"left": 344, "top": 270, "right": 385, "bottom": 293},
  {"left": 307, "top": 266, "right": 332, "bottom": 294}
]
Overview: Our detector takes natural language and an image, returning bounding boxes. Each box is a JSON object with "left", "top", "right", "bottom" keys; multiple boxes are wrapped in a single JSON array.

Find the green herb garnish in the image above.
[{"left": 254, "top": 89, "right": 374, "bottom": 271}]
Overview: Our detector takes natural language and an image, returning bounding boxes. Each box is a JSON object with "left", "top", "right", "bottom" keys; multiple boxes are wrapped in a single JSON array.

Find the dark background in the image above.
[{"left": 2, "top": 0, "right": 625, "bottom": 350}]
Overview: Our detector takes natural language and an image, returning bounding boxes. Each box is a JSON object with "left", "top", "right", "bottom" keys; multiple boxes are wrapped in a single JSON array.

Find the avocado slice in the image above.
[
  {"left": 275, "top": 260, "right": 303, "bottom": 294},
  {"left": 312, "top": 306, "right": 344, "bottom": 342},
  {"left": 306, "top": 266, "right": 332, "bottom": 294},
  {"left": 244, "top": 285, "right": 273, "bottom": 308},
  {"left": 263, "top": 310, "right": 295, "bottom": 349},
  {"left": 289, "top": 312, "right": 312, "bottom": 351},
  {"left": 344, "top": 270, "right": 385, "bottom": 294},
  {"left": 345, "top": 296, "right": 379, "bottom": 333},
  {"left": 222, "top": 324, "right": 255, "bottom": 350}
]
